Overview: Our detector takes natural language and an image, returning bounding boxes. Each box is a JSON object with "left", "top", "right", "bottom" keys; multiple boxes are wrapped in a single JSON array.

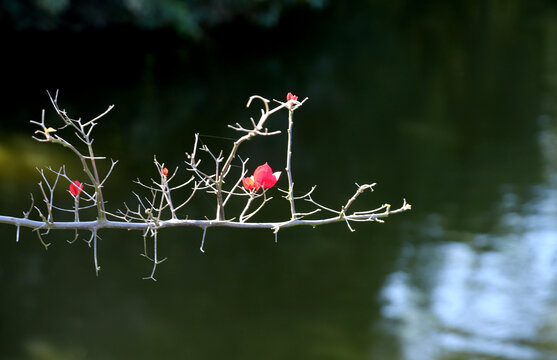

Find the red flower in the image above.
[
  {"left": 287, "top": 92, "right": 298, "bottom": 102},
  {"left": 69, "top": 180, "right": 83, "bottom": 197},
  {"left": 162, "top": 167, "right": 169, "bottom": 176},
  {"left": 242, "top": 176, "right": 256, "bottom": 191},
  {"left": 253, "top": 163, "right": 281, "bottom": 189},
  {"left": 243, "top": 163, "right": 281, "bottom": 191}
]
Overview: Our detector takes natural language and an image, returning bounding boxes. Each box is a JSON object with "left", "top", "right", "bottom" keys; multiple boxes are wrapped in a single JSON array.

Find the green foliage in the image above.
[{"left": 0, "top": 0, "right": 326, "bottom": 38}]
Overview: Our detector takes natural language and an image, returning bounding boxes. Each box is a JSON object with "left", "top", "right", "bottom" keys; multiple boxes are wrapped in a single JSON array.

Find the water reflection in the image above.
[
  {"left": 4, "top": 2, "right": 557, "bottom": 359},
  {"left": 379, "top": 119, "right": 557, "bottom": 359}
]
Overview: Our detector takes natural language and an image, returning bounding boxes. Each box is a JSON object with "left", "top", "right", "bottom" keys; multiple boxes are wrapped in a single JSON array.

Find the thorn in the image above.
[{"left": 200, "top": 227, "right": 207, "bottom": 253}]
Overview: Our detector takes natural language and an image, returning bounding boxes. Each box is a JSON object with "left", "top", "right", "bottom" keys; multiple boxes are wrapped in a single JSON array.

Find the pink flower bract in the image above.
[
  {"left": 242, "top": 176, "right": 256, "bottom": 191},
  {"left": 243, "top": 163, "right": 281, "bottom": 191},
  {"left": 287, "top": 92, "right": 298, "bottom": 102},
  {"left": 69, "top": 180, "right": 83, "bottom": 197}
]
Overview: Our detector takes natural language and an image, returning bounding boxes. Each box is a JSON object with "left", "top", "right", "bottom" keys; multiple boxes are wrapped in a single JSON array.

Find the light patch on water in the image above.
[
  {"left": 378, "top": 124, "right": 557, "bottom": 360},
  {"left": 380, "top": 235, "right": 557, "bottom": 359}
]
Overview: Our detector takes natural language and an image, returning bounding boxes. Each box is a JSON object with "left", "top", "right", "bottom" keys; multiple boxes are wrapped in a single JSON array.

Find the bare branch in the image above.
[
  {"left": 305, "top": 195, "right": 341, "bottom": 215},
  {"left": 5, "top": 92, "right": 411, "bottom": 279},
  {"left": 343, "top": 183, "right": 376, "bottom": 214},
  {"left": 83, "top": 104, "right": 115, "bottom": 127}
]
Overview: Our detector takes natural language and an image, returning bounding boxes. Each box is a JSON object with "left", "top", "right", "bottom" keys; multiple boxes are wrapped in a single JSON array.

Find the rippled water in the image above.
[{"left": 380, "top": 118, "right": 557, "bottom": 359}]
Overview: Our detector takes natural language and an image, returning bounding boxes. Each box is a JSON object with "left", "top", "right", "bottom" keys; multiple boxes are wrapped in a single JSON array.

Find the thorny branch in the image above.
[{"left": 3, "top": 91, "right": 411, "bottom": 280}]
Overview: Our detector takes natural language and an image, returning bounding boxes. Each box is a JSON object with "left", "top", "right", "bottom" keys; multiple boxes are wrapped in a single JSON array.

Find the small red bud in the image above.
[{"left": 69, "top": 180, "right": 83, "bottom": 197}]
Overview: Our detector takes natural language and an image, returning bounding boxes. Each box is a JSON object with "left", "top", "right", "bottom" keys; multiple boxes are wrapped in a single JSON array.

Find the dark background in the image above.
[{"left": 2, "top": 1, "right": 557, "bottom": 359}]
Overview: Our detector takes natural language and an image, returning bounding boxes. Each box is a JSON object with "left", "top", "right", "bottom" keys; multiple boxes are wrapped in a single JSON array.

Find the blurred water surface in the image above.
[{"left": 2, "top": 2, "right": 557, "bottom": 359}]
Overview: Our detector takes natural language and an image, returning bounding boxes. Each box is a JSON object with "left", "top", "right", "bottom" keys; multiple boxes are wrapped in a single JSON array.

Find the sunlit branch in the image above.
[
  {"left": 342, "top": 183, "right": 376, "bottom": 213},
  {"left": 0, "top": 200, "right": 410, "bottom": 231},
  {"left": 44, "top": 166, "right": 95, "bottom": 203},
  {"left": 305, "top": 195, "right": 341, "bottom": 215},
  {"left": 285, "top": 107, "right": 296, "bottom": 219},
  {"left": 16, "top": 194, "right": 35, "bottom": 243},
  {"left": 3, "top": 91, "right": 411, "bottom": 280},
  {"left": 240, "top": 191, "right": 272, "bottom": 223},
  {"left": 223, "top": 156, "right": 249, "bottom": 206}
]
